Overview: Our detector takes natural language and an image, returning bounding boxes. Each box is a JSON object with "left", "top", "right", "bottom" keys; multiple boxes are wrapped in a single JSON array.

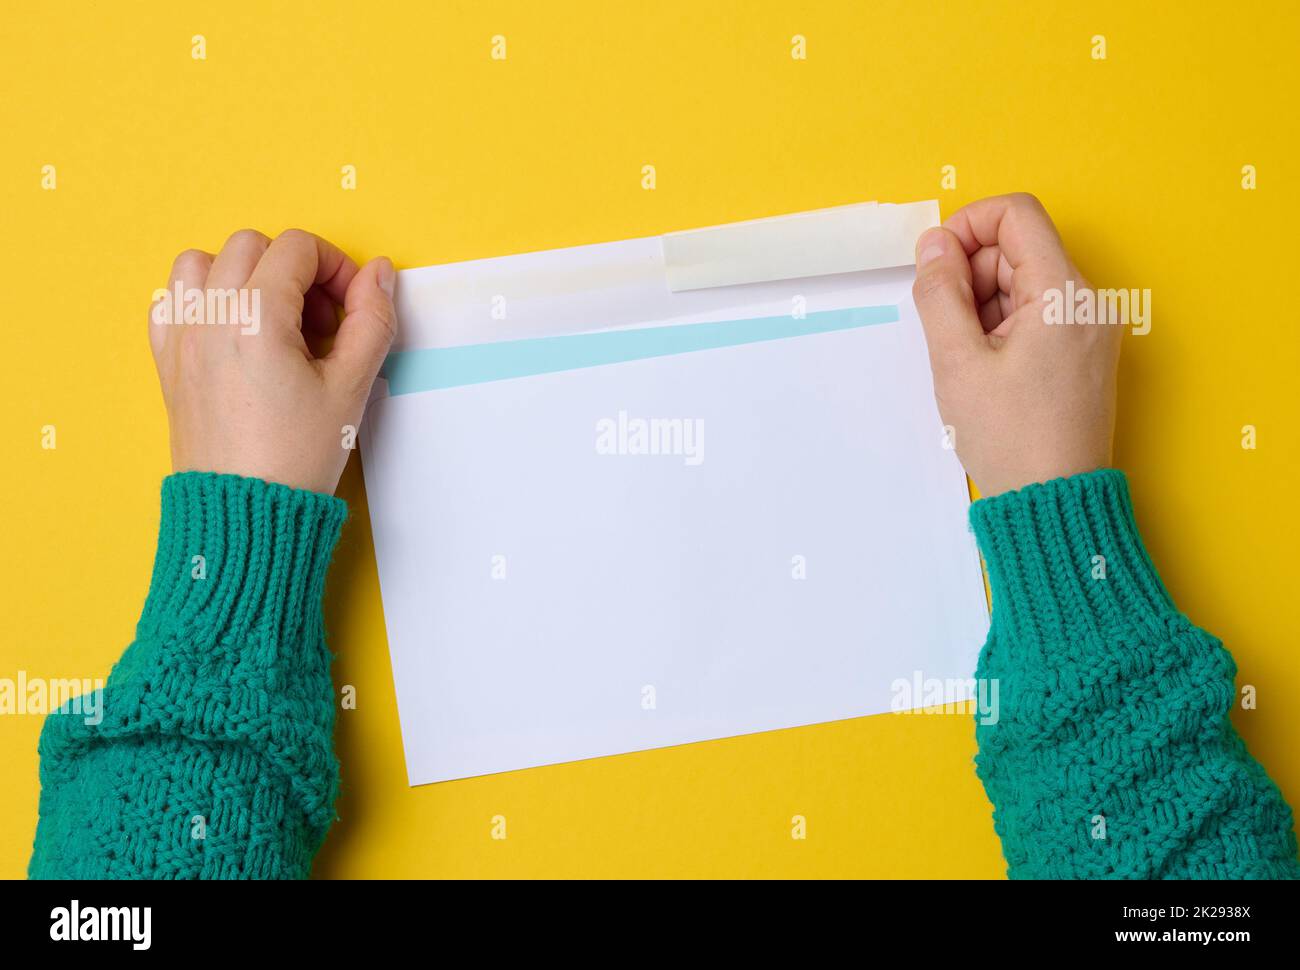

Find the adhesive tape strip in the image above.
[{"left": 662, "top": 200, "right": 939, "bottom": 293}]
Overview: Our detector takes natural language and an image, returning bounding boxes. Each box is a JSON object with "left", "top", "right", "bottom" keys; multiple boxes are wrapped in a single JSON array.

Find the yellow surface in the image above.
[{"left": 1, "top": 0, "right": 1296, "bottom": 878}]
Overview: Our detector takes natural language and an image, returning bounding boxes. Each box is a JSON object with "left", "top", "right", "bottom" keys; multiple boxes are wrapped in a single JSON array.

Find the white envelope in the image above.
[{"left": 361, "top": 202, "right": 989, "bottom": 786}]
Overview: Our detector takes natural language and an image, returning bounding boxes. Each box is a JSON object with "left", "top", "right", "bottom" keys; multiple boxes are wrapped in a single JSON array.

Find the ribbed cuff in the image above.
[
  {"left": 137, "top": 472, "right": 348, "bottom": 650},
  {"left": 969, "top": 469, "right": 1177, "bottom": 646}
]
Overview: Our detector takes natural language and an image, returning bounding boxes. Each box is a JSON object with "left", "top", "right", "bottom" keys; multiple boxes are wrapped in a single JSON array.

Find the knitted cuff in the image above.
[
  {"left": 969, "top": 469, "right": 1177, "bottom": 646},
  {"left": 137, "top": 472, "right": 348, "bottom": 652}
]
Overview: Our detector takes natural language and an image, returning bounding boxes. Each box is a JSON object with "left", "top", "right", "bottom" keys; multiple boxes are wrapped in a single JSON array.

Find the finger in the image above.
[
  {"left": 247, "top": 229, "right": 359, "bottom": 332},
  {"left": 969, "top": 245, "right": 1003, "bottom": 305},
  {"left": 324, "top": 257, "right": 398, "bottom": 398},
  {"left": 303, "top": 285, "right": 342, "bottom": 338},
  {"left": 978, "top": 294, "right": 1004, "bottom": 333},
  {"left": 943, "top": 193, "right": 1064, "bottom": 264},
  {"left": 912, "top": 227, "right": 988, "bottom": 370},
  {"left": 943, "top": 193, "right": 1072, "bottom": 305},
  {"left": 206, "top": 229, "right": 270, "bottom": 290},
  {"left": 149, "top": 248, "right": 213, "bottom": 359},
  {"left": 970, "top": 245, "right": 1015, "bottom": 335}
]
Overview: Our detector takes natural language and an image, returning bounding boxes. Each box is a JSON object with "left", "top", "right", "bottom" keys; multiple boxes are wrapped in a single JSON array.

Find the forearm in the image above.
[
  {"left": 971, "top": 469, "right": 1300, "bottom": 879},
  {"left": 30, "top": 473, "right": 346, "bottom": 880}
]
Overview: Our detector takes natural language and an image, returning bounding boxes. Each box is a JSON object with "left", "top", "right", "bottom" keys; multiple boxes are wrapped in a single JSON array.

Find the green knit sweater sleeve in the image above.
[
  {"left": 29, "top": 472, "right": 347, "bottom": 880},
  {"left": 969, "top": 468, "right": 1300, "bottom": 879}
]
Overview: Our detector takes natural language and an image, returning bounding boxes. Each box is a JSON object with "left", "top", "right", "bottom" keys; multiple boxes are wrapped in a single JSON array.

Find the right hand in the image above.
[{"left": 911, "top": 193, "right": 1121, "bottom": 498}]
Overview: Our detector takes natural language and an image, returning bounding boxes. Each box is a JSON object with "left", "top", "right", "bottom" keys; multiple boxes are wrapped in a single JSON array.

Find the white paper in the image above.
[{"left": 362, "top": 203, "right": 989, "bottom": 786}]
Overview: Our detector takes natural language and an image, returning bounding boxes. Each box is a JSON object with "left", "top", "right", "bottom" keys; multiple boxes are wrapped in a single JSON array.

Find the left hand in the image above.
[{"left": 148, "top": 228, "right": 397, "bottom": 495}]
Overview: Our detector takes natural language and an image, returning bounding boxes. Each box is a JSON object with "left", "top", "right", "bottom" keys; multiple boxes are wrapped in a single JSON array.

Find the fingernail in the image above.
[
  {"left": 377, "top": 257, "right": 396, "bottom": 297},
  {"left": 916, "top": 229, "right": 946, "bottom": 267}
]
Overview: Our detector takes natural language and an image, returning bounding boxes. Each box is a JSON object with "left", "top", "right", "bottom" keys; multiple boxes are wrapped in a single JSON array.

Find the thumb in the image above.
[
  {"left": 326, "top": 256, "right": 398, "bottom": 396},
  {"left": 911, "top": 227, "right": 986, "bottom": 370}
]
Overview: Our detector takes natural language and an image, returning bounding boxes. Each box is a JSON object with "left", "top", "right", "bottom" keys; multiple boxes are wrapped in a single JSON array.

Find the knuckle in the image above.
[
  {"left": 170, "top": 248, "right": 210, "bottom": 278},
  {"left": 1007, "top": 191, "right": 1045, "bottom": 213},
  {"left": 912, "top": 269, "right": 950, "bottom": 303},
  {"left": 276, "top": 227, "right": 313, "bottom": 249},
  {"left": 227, "top": 228, "right": 270, "bottom": 249},
  {"left": 173, "top": 247, "right": 207, "bottom": 267},
  {"left": 372, "top": 303, "right": 399, "bottom": 344}
]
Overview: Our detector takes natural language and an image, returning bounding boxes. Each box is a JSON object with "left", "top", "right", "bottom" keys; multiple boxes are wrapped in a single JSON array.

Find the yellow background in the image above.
[{"left": 1, "top": 0, "right": 1296, "bottom": 878}]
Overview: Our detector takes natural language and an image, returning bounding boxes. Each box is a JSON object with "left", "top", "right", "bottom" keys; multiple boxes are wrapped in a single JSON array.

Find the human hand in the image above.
[
  {"left": 911, "top": 193, "right": 1120, "bottom": 497},
  {"left": 149, "top": 229, "right": 397, "bottom": 495}
]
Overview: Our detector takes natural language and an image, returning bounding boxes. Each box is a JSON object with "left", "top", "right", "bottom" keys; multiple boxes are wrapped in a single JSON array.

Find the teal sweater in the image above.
[
  {"left": 970, "top": 470, "right": 1298, "bottom": 878},
  {"left": 30, "top": 473, "right": 346, "bottom": 879},
  {"left": 28, "top": 469, "right": 1300, "bottom": 878}
]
